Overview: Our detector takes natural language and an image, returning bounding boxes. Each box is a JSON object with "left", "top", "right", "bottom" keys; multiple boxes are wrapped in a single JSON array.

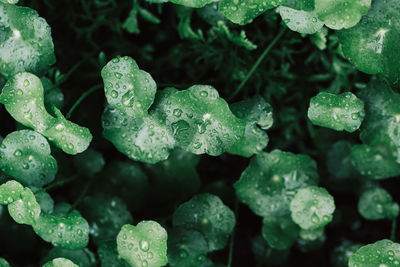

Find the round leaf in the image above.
[
  {"left": 42, "top": 258, "right": 78, "bottom": 267},
  {"left": 8, "top": 187, "right": 40, "bottom": 225},
  {"left": 262, "top": 215, "right": 299, "bottom": 250},
  {"left": 358, "top": 187, "right": 399, "bottom": 220},
  {"left": 349, "top": 239, "right": 400, "bottom": 267},
  {"left": 43, "top": 248, "right": 96, "bottom": 267},
  {"left": 279, "top": 7, "right": 324, "bottom": 34}
]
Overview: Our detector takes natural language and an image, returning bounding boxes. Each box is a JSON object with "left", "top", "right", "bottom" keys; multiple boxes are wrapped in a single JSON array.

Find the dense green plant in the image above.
[{"left": 0, "top": 0, "right": 400, "bottom": 266}]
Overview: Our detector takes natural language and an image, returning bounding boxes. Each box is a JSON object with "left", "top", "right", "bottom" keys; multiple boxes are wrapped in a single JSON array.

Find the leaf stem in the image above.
[
  {"left": 66, "top": 84, "right": 103, "bottom": 119},
  {"left": 229, "top": 27, "right": 287, "bottom": 101},
  {"left": 43, "top": 175, "right": 78, "bottom": 191},
  {"left": 227, "top": 199, "right": 239, "bottom": 267},
  {"left": 391, "top": 218, "right": 397, "bottom": 241}
]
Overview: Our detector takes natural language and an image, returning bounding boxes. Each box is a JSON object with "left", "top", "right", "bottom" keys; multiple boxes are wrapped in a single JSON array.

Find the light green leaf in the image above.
[
  {"left": 219, "top": 0, "right": 284, "bottom": 25},
  {"left": 234, "top": 150, "right": 319, "bottom": 217},
  {"left": 160, "top": 85, "right": 244, "bottom": 156},
  {"left": 315, "top": 0, "right": 371, "bottom": 30},
  {"left": 349, "top": 239, "right": 400, "bottom": 267},
  {"left": 33, "top": 204, "right": 90, "bottom": 250},
  {"left": 358, "top": 187, "right": 399, "bottom": 220},
  {"left": 338, "top": 0, "right": 400, "bottom": 82},
  {"left": 290, "top": 186, "right": 335, "bottom": 230},
  {"left": 0, "top": 258, "right": 11, "bottom": 267},
  {"left": 172, "top": 193, "right": 235, "bottom": 251},
  {"left": 8, "top": 187, "right": 40, "bottom": 225},
  {"left": 0, "top": 2, "right": 55, "bottom": 78},
  {"left": 101, "top": 56, "right": 157, "bottom": 118},
  {"left": 0, "top": 180, "right": 23, "bottom": 205},
  {"left": 116, "top": 221, "right": 168, "bottom": 267},
  {"left": 167, "top": 227, "right": 208, "bottom": 267},
  {"left": 308, "top": 92, "right": 365, "bottom": 132},
  {"left": 0, "top": 0, "right": 18, "bottom": 4},
  {"left": 279, "top": 7, "right": 324, "bottom": 34},
  {"left": 262, "top": 215, "right": 299, "bottom": 250},
  {"left": 169, "top": 0, "right": 213, "bottom": 8},
  {"left": 299, "top": 227, "right": 324, "bottom": 241},
  {"left": 0, "top": 130, "right": 57, "bottom": 187},
  {"left": 350, "top": 144, "right": 400, "bottom": 179},
  {"left": 42, "top": 258, "right": 78, "bottom": 267},
  {"left": 43, "top": 248, "right": 96, "bottom": 267}
]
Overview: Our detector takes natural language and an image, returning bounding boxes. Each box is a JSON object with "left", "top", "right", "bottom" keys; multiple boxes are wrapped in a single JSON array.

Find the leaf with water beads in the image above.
[
  {"left": 43, "top": 247, "right": 96, "bottom": 267},
  {"left": 307, "top": 92, "right": 365, "bottom": 133},
  {"left": 0, "top": 2, "right": 55, "bottom": 78},
  {"left": 279, "top": 7, "right": 324, "bottom": 35},
  {"left": 117, "top": 221, "right": 168, "bottom": 267},
  {"left": 262, "top": 214, "right": 299, "bottom": 250},
  {"left": 172, "top": 193, "right": 235, "bottom": 251},
  {"left": 315, "top": 0, "right": 371, "bottom": 30},
  {"left": 42, "top": 258, "right": 78, "bottom": 267},
  {"left": 290, "top": 186, "right": 335, "bottom": 230},
  {"left": 349, "top": 239, "right": 400, "bottom": 267},
  {"left": 101, "top": 56, "right": 157, "bottom": 118},
  {"left": 350, "top": 144, "right": 400, "bottom": 179},
  {"left": 32, "top": 204, "right": 90, "bottom": 250},
  {"left": 0, "top": 72, "right": 93, "bottom": 155},
  {"left": 167, "top": 227, "right": 208, "bottom": 267},
  {"left": 338, "top": 0, "right": 400, "bottom": 82},
  {"left": 234, "top": 150, "right": 319, "bottom": 217},
  {"left": 168, "top": 0, "right": 213, "bottom": 8},
  {"left": 0, "top": 130, "right": 57, "bottom": 187},
  {"left": 219, "top": 0, "right": 285, "bottom": 25},
  {"left": 159, "top": 85, "right": 244, "bottom": 156},
  {"left": 358, "top": 187, "right": 399, "bottom": 220},
  {"left": 0, "top": 180, "right": 23, "bottom": 205},
  {"left": 8, "top": 187, "right": 40, "bottom": 225}
]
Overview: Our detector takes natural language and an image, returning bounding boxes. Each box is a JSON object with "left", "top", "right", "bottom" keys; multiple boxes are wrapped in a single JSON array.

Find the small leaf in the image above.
[
  {"left": 0, "top": 180, "right": 23, "bottom": 205},
  {"left": 262, "top": 215, "right": 299, "bottom": 250},
  {"left": 8, "top": 187, "right": 41, "bottom": 225},
  {"left": 235, "top": 150, "right": 319, "bottom": 217},
  {"left": 42, "top": 258, "right": 78, "bottom": 267},
  {"left": 279, "top": 7, "right": 324, "bottom": 35},
  {"left": 290, "top": 186, "right": 335, "bottom": 230},
  {"left": 101, "top": 56, "right": 157, "bottom": 118},
  {"left": 338, "top": 0, "right": 400, "bottom": 82},
  {"left": 0, "top": 130, "right": 57, "bottom": 187},
  {"left": 315, "top": 0, "right": 371, "bottom": 30},
  {"left": 0, "top": 2, "right": 55, "bottom": 78},
  {"left": 33, "top": 204, "right": 90, "bottom": 250},
  {"left": 358, "top": 187, "right": 399, "bottom": 220},
  {"left": 349, "top": 239, "right": 400, "bottom": 267},
  {"left": 167, "top": 227, "right": 208, "bottom": 267},
  {"left": 172, "top": 193, "right": 235, "bottom": 251},
  {"left": 43, "top": 247, "right": 96, "bottom": 267},
  {"left": 116, "top": 221, "right": 168, "bottom": 267},
  {"left": 307, "top": 92, "right": 365, "bottom": 132}
]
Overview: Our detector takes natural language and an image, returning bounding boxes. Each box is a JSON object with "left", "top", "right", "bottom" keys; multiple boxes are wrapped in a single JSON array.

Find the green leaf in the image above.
[
  {"left": 42, "top": 258, "right": 78, "bottom": 267},
  {"left": 290, "top": 186, "right": 335, "bottom": 230},
  {"left": 0, "top": 73, "right": 93, "bottom": 155},
  {"left": 219, "top": 0, "right": 284, "bottom": 25},
  {"left": 8, "top": 187, "right": 40, "bottom": 225},
  {"left": 33, "top": 204, "right": 90, "bottom": 250},
  {"left": 169, "top": 0, "right": 213, "bottom": 8},
  {"left": 338, "top": 0, "right": 400, "bottom": 82},
  {"left": 79, "top": 195, "right": 133, "bottom": 245},
  {"left": 0, "top": 0, "right": 18, "bottom": 4},
  {"left": 310, "top": 27, "right": 328, "bottom": 50},
  {"left": 167, "top": 227, "right": 208, "bottom": 267},
  {"left": 0, "top": 2, "right": 55, "bottom": 78},
  {"left": 102, "top": 105, "right": 175, "bottom": 164},
  {"left": 315, "top": 0, "right": 371, "bottom": 30},
  {"left": 350, "top": 144, "right": 400, "bottom": 179},
  {"left": 101, "top": 56, "right": 157, "bottom": 118},
  {"left": 159, "top": 85, "right": 244, "bottom": 156},
  {"left": 331, "top": 240, "right": 362, "bottom": 267},
  {"left": 73, "top": 149, "right": 105, "bottom": 177},
  {"left": 98, "top": 241, "right": 130, "bottom": 267},
  {"left": 43, "top": 248, "right": 96, "bottom": 267},
  {"left": 299, "top": 227, "right": 324, "bottom": 241},
  {"left": 262, "top": 215, "right": 299, "bottom": 250},
  {"left": 116, "top": 221, "right": 168, "bottom": 267},
  {"left": 0, "top": 130, "right": 57, "bottom": 187},
  {"left": 307, "top": 92, "right": 365, "bottom": 132},
  {"left": 349, "top": 239, "right": 400, "bottom": 267},
  {"left": 279, "top": 7, "right": 324, "bottom": 34},
  {"left": 234, "top": 150, "right": 319, "bottom": 217},
  {"left": 326, "top": 140, "right": 358, "bottom": 179},
  {"left": 41, "top": 77, "right": 64, "bottom": 110},
  {"left": 358, "top": 187, "right": 399, "bottom": 220},
  {"left": 0, "top": 180, "right": 23, "bottom": 205},
  {"left": 209, "top": 21, "right": 257, "bottom": 50},
  {"left": 35, "top": 191, "right": 54, "bottom": 214},
  {"left": 172, "top": 193, "right": 235, "bottom": 251},
  {"left": 0, "top": 258, "right": 11, "bottom": 267}
]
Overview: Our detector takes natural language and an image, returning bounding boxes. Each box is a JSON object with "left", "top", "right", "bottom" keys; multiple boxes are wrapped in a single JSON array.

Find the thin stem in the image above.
[
  {"left": 69, "top": 176, "right": 96, "bottom": 213},
  {"left": 229, "top": 27, "right": 287, "bottom": 101},
  {"left": 391, "top": 218, "right": 397, "bottom": 241},
  {"left": 66, "top": 84, "right": 103, "bottom": 119},
  {"left": 43, "top": 175, "right": 78, "bottom": 191},
  {"left": 227, "top": 199, "right": 239, "bottom": 267}
]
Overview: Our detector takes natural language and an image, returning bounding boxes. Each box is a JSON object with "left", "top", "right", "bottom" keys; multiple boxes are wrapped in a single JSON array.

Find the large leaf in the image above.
[{"left": 349, "top": 239, "right": 400, "bottom": 267}]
